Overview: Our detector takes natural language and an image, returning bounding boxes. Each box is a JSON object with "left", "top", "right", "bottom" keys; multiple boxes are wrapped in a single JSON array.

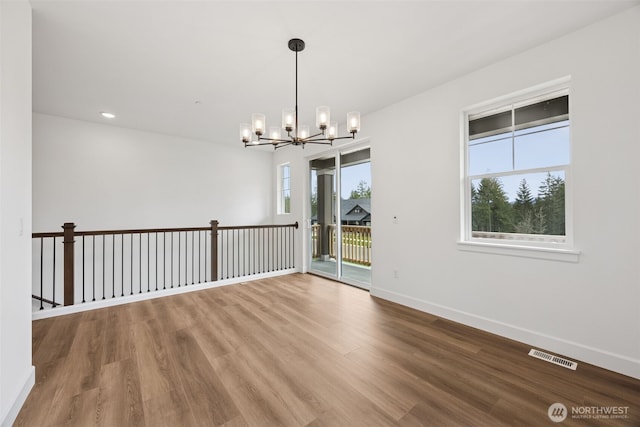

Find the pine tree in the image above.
[
  {"left": 533, "top": 206, "right": 547, "bottom": 234},
  {"left": 513, "top": 211, "right": 534, "bottom": 234},
  {"left": 513, "top": 179, "right": 535, "bottom": 233},
  {"left": 537, "top": 173, "right": 565, "bottom": 235},
  {"left": 471, "top": 182, "right": 481, "bottom": 231},
  {"left": 310, "top": 191, "right": 317, "bottom": 217},
  {"left": 472, "top": 177, "right": 513, "bottom": 232},
  {"left": 350, "top": 180, "right": 371, "bottom": 199}
]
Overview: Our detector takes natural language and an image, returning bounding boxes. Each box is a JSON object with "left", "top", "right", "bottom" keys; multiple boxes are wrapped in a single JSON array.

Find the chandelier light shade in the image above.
[
  {"left": 282, "top": 109, "right": 295, "bottom": 132},
  {"left": 241, "top": 38, "right": 360, "bottom": 149},
  {"left": 269, "top": 126, "right": 281, "bottom": 141},
  {"left": 240, "top": 123, "right": 251, "bottom": 144},
  {"left": 251, "top": 113, "right": 266, "bottom": 136},
  {"left": 316, "top": 106, "right": 330, "bottom": 130},
  {"left": 347, "top": 111, "right": 361, "bottom": 133}
]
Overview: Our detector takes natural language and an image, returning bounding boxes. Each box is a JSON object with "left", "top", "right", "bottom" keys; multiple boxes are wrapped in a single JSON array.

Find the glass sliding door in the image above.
[
  {"left": 340, "top": 149, "right": 371, "bottom": 287},
  {"left": 309, "top": 147, "right": 371, "bottom": 289},
  {"left": 309, "top": 156, "right": 337, "bottom": 278}
]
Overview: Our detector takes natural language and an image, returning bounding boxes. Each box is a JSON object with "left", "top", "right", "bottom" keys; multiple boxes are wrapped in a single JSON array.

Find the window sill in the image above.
[{"left": 457, "top": 240, "right": 580, "bottom": 263}]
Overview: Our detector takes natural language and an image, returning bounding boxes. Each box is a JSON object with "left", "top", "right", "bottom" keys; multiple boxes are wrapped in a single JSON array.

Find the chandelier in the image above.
[{"left": 240, "top": 38, "right": 360, "bottom": 149}]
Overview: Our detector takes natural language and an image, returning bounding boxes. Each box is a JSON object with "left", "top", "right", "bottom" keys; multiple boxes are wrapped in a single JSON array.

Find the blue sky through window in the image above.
[
  {"left": 341, "top": 162, "right": 371, "bottom": 199},
  {"left": 469, "top": 120, "right": 569, "bottom": 201}
]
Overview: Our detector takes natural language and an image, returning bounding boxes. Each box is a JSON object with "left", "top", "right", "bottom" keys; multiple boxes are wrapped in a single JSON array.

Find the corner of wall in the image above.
[
  {"left": 370, "top": 287, "right": 640, "bottom": 380},
  {"left": 0, "top": 0, "right": 34, "bottom": 423},
  {"left": 0, "top": 367, "right": 35, "bottom": 427}
]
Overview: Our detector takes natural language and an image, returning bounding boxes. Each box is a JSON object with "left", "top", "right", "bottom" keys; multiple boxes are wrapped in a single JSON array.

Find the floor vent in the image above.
[{"left": 528, "top": 349, "right": 577, "bottom": 370}]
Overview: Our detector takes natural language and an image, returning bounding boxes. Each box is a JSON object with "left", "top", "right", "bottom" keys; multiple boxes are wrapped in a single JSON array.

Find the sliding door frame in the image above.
[{"left": 305, "top": 139, "right": 371, "bottom": 289}]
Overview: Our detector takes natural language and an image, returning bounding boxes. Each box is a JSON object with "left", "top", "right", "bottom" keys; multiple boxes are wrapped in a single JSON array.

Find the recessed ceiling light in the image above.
[{"left": 100, "top": 112, "right": 116, "bottom": 119}]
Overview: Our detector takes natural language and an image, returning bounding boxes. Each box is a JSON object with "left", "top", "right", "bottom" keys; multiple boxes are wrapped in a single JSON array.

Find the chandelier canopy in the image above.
[{"left": 241, "top": 38, "right": 360, "bottom": 149}]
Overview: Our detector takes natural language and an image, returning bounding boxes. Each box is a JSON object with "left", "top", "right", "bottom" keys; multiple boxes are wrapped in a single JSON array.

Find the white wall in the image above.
[
  {"left": 278, "top": 7, "right": 640, "bottom": 378},
  {"left": 33, "top": 114, "right": 273, "bottom": 232},
  {"left": 0, "top": 0, "right": 35, "bottom": 425},
  {"left": 370, "top": 7, "right": 640, "bottom": 378}
]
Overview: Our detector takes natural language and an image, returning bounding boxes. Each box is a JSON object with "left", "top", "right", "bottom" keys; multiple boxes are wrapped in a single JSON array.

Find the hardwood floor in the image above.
[{"left": 16, "top": 273, "right": 640, "bottom": 426}]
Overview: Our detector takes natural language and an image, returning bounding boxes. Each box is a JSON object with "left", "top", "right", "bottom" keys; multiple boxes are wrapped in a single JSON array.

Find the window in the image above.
[
  {"left": 462, "top": 82, "right": 573, "bottom": 255},
  {"left": 278, "top": 163, "right": 291, "bottom": 214}
]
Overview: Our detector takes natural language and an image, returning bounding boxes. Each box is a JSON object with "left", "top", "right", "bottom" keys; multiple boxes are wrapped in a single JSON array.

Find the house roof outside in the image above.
[
  {"left": 312, "top": 198, "right": 371, "bottom": 224},
  {"left": 341, "top": 198, "right": 371, "bottom": 224}
]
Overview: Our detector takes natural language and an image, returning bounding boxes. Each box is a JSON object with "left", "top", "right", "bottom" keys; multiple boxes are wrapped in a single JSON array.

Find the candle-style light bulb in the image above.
[
  {"left": 327, "top": 122, "right": 338, "bottom": 140},
  {"left": 282, "top": 109, "right": 295, "bottom": 133},
  {"left": 347, "top": 111, "right": 360, "bottom": 134},
  {"left": 240, "top": 123, "right": 251, "bottom": 143},
  {"left": 270, "top": 126, "right": 281, "bottom": 142},
  {"left": 299, "top": 125, "right": 310, "bottom": 140},
  {"left": 252, "top": 113, "right": 266, "bottom": 136},
  {"left": 316, "top": 106, "right": 330, "bottom": 130}
]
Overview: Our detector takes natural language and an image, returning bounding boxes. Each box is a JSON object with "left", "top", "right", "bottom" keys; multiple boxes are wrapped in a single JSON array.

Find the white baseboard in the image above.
[
  {"left": 33, "top": 268, "right": 299, "bottom": 320},
  {"left": 370, "top": 287, "right": 640, "bottom": 380},
  {"left": 1, "top": 366, "right": 35, "bottom": 427}
]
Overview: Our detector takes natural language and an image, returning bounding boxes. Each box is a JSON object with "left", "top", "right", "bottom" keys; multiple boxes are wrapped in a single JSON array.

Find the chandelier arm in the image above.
[
  {"left": 259, "top": 137, "right": 291, "bottom": 143},
  {"left": 301, "top": 131, "right": 325, "bottom": 141},
  {"left": 244, "top": 140, "right": 280, "bottom": 147},
  {"left": 301, "top": 137, "right": 330, "bottom": 143},
  {"left": 301, "top": 134, "right": 356, "bottom": 144},
  {"left": 244, "top": 142, "right": 273, "bottom": 148},
  {"left": 327, "top": 134, "right": 357, "bottom": 141},
  {"left": 273, "top": 142, "right": 294, "bottom": 150},
  {"left": 300, "top": 140, "right": 334, "bottom": 145}
]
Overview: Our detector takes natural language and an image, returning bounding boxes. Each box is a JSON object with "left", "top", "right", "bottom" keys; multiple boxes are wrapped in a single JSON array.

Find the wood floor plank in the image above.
[
  {"left": 96, "top": 358, "right": 145, "bottom": 427},
  {"left": 43, "top": 317, "right": 105, "bottom": 425},
  {"left": 64, "top": 387, "right": 100, "bottom": 427},
  {"left": 260, "top": 324, "right": 405, "bottom": 426},
  {"left": 100, "top": 306, "right": 134, "bottom": 364},
  {"left": 130, "top": 318, "right": 181, "bottom": 400},
  {"left": 17, "top": 273, "right": 640, "bottom": 426},
  {"left": 400, "top": 399, "right": 509, "bottom": 427},
  {"left": 13, "top": 358, "right": 68, "bottom": 427},
  {"left": 167, "top": 328, "right": 240, "bottom": 426},
  {"left": 31, "top": 314, "right": 54, "bottom": 356},
  {"left": 142, "top": 390, "right": 198, "bottom": 427},
  {"left": 211, "top": 349, "right": 308, "bottom": 427},
  {"left": 148, "top": 295, "right": 195, "bottom": 333},
  {"left": 33, "top": 314, "right": 80, "bottom": 366},
  {"left": 212, "top": 324, "right": 326, "bottom": 425}
]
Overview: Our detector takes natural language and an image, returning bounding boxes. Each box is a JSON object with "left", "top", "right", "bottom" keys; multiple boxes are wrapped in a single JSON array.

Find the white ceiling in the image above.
[{"left": 31, "top": 0, "right": 639, "bottom": 147}]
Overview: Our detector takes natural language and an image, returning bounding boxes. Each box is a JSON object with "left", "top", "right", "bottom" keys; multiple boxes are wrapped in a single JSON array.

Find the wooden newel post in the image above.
[
  {"left": 210, "top": 220, "right": 218, "bottom": 282},
  {"left": 62, "top": 222, "right": 76, "bottom": 306}
]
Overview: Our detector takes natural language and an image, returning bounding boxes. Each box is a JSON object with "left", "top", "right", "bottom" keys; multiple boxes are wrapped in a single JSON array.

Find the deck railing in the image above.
[
  {"left": 311, "top": 224, "right": 371, "bottom": 266},
  {"left": 32, "top": 221, "right": 298, "bottom": 310}
]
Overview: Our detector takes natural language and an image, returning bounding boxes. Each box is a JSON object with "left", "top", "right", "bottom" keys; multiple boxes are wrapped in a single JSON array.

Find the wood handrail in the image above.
[
  {"left": 219, "top": 222, "right": 298, "bottom": 231},
  {"left": 32, "top": 222, "right": 298, "bottom": 238},
  {"left": 31, "top": 294, "right": 59, "bottom": 306},
  {"left": 32, "top": 231, "right": 64, "bottom": 238}
]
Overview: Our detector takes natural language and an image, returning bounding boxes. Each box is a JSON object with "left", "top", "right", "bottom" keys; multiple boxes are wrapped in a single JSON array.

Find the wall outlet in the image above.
[{"left": 393, "top": 269, "right": 399, "bottom": 279}]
